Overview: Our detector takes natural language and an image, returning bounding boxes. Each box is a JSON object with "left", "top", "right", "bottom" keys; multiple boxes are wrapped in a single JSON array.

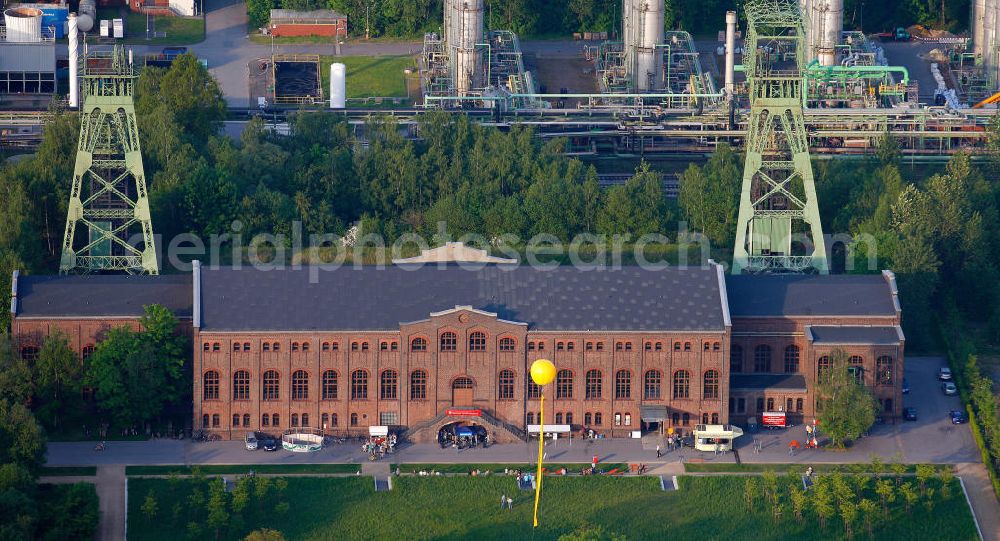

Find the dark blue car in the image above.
[{"left": 950, "top": 410, "right": 968, "bottom": 424}]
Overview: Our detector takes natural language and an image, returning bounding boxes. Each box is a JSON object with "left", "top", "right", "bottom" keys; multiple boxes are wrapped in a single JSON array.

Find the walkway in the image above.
[{"left": 39, "top": 465, "right": 126, "bottom": 541}]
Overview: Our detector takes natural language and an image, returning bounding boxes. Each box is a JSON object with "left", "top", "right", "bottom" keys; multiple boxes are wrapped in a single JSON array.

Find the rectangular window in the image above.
[{"left": 379, "top": 412, "right": 399, "bottom": 426}]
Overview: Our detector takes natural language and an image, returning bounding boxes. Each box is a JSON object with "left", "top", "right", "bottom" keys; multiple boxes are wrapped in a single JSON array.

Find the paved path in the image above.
[
  {"left": 957, "top": 462, "right": 1000, "bottom": 541},
  {"left": 41, "top": 466, "right": 125, "bottom": 541}
]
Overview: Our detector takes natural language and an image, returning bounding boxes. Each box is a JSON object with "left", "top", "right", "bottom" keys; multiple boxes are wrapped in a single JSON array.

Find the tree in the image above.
[
  {"left": 840, "top": 500, "right": 859, "bottom": 539},
  {"left": 557, "top": 523, "right": 627, "bottom": 541},
  {"left": 899, "top": 482, "right": 918, "bottom": 514},
  {"left": 35, "top": 330, "right": 83, "bottom": 429},
  {"left": 789, "top": 485, "right": 807, "bottom": 522},
  {"left": 874, "top": 479, "right": 895, "bottom": 517},
  {"left": 811, "top": 477, "right": 835, "bottom": 530},
  {"left": 939, "top": 468, "right": 955, "bottom": 500},
  {"left": 245, "top": 0, "right": 274, "bottom": 28},
  {"left": 816, "top": 350, "right": 878, "bottom": 447},
  {"left": 0, "top": 399, "right": 46, "bottom": 474},
  {"left": 742, "top": 477, "right": 760, "bottom": 512},
  {"left": 141, "top": 491, "right": 159, "bottom": 520},
  {"left": 35, "top": 482, "right": 99, "bottom": 541},
  {"left": 207, "top": 481, "right": 230, "bottom": 540},
  {"left": 85, "top": 305, "right": 189, "bottom": 427},
  {"left": 915, "top": 464, "right": 935, "bottom": 497},
  {"left": 0, "top": 334, "right": 34, "bottom": 405},
  {"left": 678, "top": 143, "right": 741, "bottom": 247},
  {"left": 245, "top": 529, "right": 287, "bottom": 541},
  {"left": 598, "top": 162, "right": 669, "bottom": 238},
  {"left": 858, "top": 498, "right": 878, "bottom": 538}
]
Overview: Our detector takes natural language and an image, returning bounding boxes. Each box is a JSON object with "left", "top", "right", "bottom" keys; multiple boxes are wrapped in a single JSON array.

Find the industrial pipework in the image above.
[{"left": 623, "top": 0, "right": 665, "bottom": 91}]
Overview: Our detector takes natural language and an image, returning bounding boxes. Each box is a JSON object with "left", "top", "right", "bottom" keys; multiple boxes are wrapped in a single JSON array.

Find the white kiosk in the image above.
[{"left": 692, "top": 424, "right": 744, "bottom": 452}]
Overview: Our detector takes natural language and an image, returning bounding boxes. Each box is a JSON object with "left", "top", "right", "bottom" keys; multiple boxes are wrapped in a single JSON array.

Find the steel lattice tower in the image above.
[
  {"left": 60, "top": 46, "right": 158, "bottom": 275},
  {"left": 732, "top": 0, "right": 827, "bottom": 274}
]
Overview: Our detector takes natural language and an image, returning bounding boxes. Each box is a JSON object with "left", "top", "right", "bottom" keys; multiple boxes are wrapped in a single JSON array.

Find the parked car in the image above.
[
  {"left": 942, "top": 382, "right": 958, "bottom": 396},
  {"left": 901, "top": 378, "right": 910, "bottom": 394},
  {"left": 262, "top": 437, "right": 280, "bottom": 451},
  {"left": 950, "top": 410, "right": 968, "bottom": 424},
  {"left": 938, "top": 367, "right": 953, "bottom": 381},
  {"left": 245, "top": 432, "right": 258, "bottom": 451},
  {"left": 903, "top": 407, "right": 918, "bottom": 421}
]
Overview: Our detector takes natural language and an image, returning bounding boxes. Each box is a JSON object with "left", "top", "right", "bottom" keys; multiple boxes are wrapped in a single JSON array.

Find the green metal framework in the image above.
[
  {"left": 60, "top": 46, "right": 158, "bottom": 275},
  {"left": 732, "top": 0, "right": 827, "bottom": 274}
]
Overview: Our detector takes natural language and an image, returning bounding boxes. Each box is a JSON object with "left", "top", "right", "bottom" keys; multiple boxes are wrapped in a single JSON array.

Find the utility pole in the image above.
[{"left": 731, "top": 0, "right": 828, "bottom": 274}]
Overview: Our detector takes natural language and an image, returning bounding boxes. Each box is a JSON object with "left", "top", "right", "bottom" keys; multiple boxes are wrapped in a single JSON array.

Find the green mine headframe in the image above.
[
  {"left": 60, "top": 45, "right": 158, "bottom": 275},
  {"left": 732, "top": 0, "right": 828, "bottom": 274}
]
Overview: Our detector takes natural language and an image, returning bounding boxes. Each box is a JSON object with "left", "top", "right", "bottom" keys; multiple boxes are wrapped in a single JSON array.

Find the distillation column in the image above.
[
  {"left": 451, "top": 0, "right": 483, "bottom": 96},
  {"left": 725, "top": 10, "right": 737, "bottom": 98},
  {"left": 635, "top": 0, "right": 664, "bottom": 91},
  {"left": 799, "top": 0, "right": 842, "bottom": 66},
  {"left": 973, "top": 0, "right": 986, "bottom": 58}
]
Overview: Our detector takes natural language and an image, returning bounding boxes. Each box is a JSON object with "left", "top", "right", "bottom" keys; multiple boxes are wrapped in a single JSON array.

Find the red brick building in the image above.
[
  {"left": 8, "top": 249, "right": 903, "bottom": 442},
  {"left": 268, "top": 9, "right": 347, "bottom": 38}
]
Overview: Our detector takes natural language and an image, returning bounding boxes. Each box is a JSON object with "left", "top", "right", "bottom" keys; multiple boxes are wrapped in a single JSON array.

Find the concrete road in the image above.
[{"left": 39, "top": 465, "right": 125, "bottom": 541}]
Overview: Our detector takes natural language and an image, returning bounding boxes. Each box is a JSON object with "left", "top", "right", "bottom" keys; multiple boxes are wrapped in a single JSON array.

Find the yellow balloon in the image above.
[{"left": 530, "top": 359, "right": 557, "bottom": 386}]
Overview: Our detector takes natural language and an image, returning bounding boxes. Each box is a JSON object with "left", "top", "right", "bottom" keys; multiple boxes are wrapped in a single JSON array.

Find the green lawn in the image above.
[
  {"left": 127, "top": 474, "right": 977, "bottom": 541},
  {"left": 318, "top": 55, "right": 416, "bottom": 102},
  {"left": 40, "top": 466, "right": 98, "bottom": 477},
  {"left": 96, "top": 8, "right": 204, "bottom": 45},
  {"left": 125, "top": 464, "right": 361, "bottom": 476}
]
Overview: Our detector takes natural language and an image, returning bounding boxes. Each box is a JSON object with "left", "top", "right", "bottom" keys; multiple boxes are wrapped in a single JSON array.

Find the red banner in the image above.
[
  {"left": 446, "top": 409, "right": 482, "bottom": 417},
  {"left": 762, "top": 411, "right": 787, "bottom": 427}
]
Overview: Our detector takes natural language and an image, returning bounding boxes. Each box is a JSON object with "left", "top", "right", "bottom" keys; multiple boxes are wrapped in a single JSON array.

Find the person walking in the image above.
[
  {"left": 506, "top": 496, "right": 514, "bottom": 510},
  {"left": 656, "top": 444, "right": 662, "bottom": 458},
  {"left": 500, "top": 494, "right": 507, "bottom": 509}
]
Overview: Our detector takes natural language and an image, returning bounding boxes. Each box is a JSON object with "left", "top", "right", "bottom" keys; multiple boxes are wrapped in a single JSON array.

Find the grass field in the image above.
[
  {"left": 318, "top": 56, "right": 416, "bottom": 102},
  {"left": 40, "top": 466, "right": 98, "bottom": 477},
  {"left": 95, "top": 8, "right": 204, "bottom": 45},
  {"left": 127, "top": 474, "right": 976, "bottom": 541},
  {"left": 125, "top": 464, "right": 361, "bottom": 476}
]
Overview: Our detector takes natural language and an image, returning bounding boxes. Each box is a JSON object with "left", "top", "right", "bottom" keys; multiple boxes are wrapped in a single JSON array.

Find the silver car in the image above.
[
  {"left": 941, "top": 382, "right": 958, "bottom": 396},
  {"left": 245, "top": 432, "right": 259, "bottom": 450}
]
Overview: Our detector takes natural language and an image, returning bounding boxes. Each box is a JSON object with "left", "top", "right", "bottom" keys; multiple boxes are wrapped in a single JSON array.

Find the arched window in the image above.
[
  {"left": 233, "top": 342, "right": 241, "bottom": 352},
  {"left": 331, "top": 413, "right": 338, "bottom": 426},
  {"left": 291, "top": 370, "right": 309, "bottom": 400},
  {"left": 730, "top": 345, "right": 743, "bottom": 373},
  {"left": 680, "top": 413, "right": 688, "bottom": 426},
  {"left": 784, "top": 345, "right": 800, "bottom": 373},
  {"left": 233, "top": 413, "right": 240, "bottom": 427},
  {"left": 673, "top": 342, "right": 681, "bottom": 351},
  {"left": 624, "top": 412, "right": 631, "bottom": 425},
  {"left": 796, "top": 398, "right": 804, "bottom": 412},
  {"left": 787, "top": 398, "right": 793, "bottom": 412},
  {"left": 526, "top": 412, "right": 535, "bottom": 425},
  {"left": 585, "top": 412, "right": 592, "bottom": 426},
  {"left": 261, "top": 414, "right": 269, "bottom": 427},
  {"left": 411, "top": 337, "right": 427, "bottom": 352},
  {"left": 410, "top": 370, "right": 427, "bottom": 400},
  {"left": 556, "top": 370, "right": 573, "bottom": 399},
  {"left": 644, "top": 370, "right": 662, "bottom": 400},
  {"left": 527, "top": 380, "right": 541, "bottom": 400},
  {"left": 452, "top": 377, "right": 473, "bottom": 389},
  {"left": 596, "top": 342, "right": 604, "bottom": 351},
  {"left": 817, "top": 356, "right": 832, "bottom": 381},
  {"left": 585, "top": 370, "right": 602, "bottom": 400},
  {"left": 753, "top": 345, "right": 771, "bottom": 373},
  {"left": 615, "top": 370, "right": 631, "bottom": 399},
  {"left": 380, "top": 370, "right": 398, "bottom": 400},
  {"left": 586, "top": 342, "right": 594, "bottom": 351},
  {"left": 440, "top": 332, "right": 457, "bottom": 351},
  {"left": 683, "top": 342, "right": 691, "bottom": 351},
  {"left": 498, "top": 369, "right": 515, "bottom": 400},
  {"left": 20, "top": 345, "right": 38, "bottom": 361},
  {"left": 703, "top": 370, "right": 720, "bottom": 400},
  {"left": 711, "top": 413, "right": 719, "bottom": 424},
  {"left": 212, "top": 414, "right": 220, "bottom": 428},
  {"left": 212, "top": 343, "right": 220, "bottom": 352},
  {"left": 469, "top": 332, "right": 487, "bottom": 352},
  {"left": 243, "top": 413, "right": 250, "bottom": 427},
  {"left": 203, "top": 371, "right": 220, "bottom": 401},
  {"left": 291, "top": 342, "right": 300, "bottom": 352},
  {"left": 351, "top": 370, "right": 368, "bottom": 400},
  {"left": 301, "top": 413, "right": 309, "bottom": 427},
  {"left": 702, "top": 412, "right": 709, "bottom": 424},
  {"left": 302, "top": 342, "right": 310, "bottom": 352},
  {"left": 594, "top": 412, "right": 603, "bottom": 425},
  {"left": 555, "top": 413, "right": 563, "bottom": 424},
  {"left": 566, "top": 412, "right": 574, "bottom": 425},
  {"left": 81, "top": 344, "right": 95, "bottom": 361},
  {"left": 272, "top": 413, "right": 280, "bottom": 427},
  {"left": 671, "top": 412, "right": 679, "bottom": 426},
  {"left": 849, "top": 355, "right": 865, "bottom": 384},
  {"left": 712, "top": 342, "right": 721, "bottom": 351},
  {"left": 262, "top": 343, "right": 270, "bottom": 352},
  {"left": 672, "top": 370, "right": 690, "bottom": 399},
  {"left": 766, "top": 398, "right": 775, "bottom": 411},
  {"left": 877, "top": 356, "right": 894, "bottom": 385},
  {"left": 361, "top": 342, "right": 369, "bottom": 351},
  {"left": 291, "top": 414, "right": 299, "bottom": 427},
  {"left": 322, "top": 370, "right": 338, "bottom": 400},
  {"left": 202, "top": 414, "right": 209, "bottom": 428},
  {"left": 322, "top": 342, "right": 330, "bottom": 351},
  {"left": 499, "top": 337, "right": 516, "bottom": 352},
  {"left": 322, "top": 413, "right": 329, "bottom": 428},
  {"left": 272, "top": 343, "right": 280, "bottom": 352},
  {"left": 233, "top": 371, "right": 250, "bottom": 401},
  {"left": 350, "top": 413, "right": 358, "bottom": 426}
]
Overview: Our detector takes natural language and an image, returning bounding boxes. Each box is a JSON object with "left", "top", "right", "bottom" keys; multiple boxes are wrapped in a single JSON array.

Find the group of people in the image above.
[
  {"left": 362, "top": 434, "right": 396, "bottom": 461},
  {"left": 499, "top": 494, "right": 515, "bottom": 510}
]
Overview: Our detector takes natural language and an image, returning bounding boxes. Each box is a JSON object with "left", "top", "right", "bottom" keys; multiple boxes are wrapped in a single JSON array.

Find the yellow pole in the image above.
[{"left": 532, "top": 393, "right": 545, "bottom": 528}]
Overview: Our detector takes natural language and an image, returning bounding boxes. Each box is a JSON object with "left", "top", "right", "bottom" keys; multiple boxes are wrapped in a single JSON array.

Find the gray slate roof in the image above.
[
  {"left": 808, "top": 325, "right": 902, "bottom": 345},
  {"left": 198, "top": 265, "right": 726, "bottom": 332},
  {"left": 15, "top": 274, "right": 192, "bottom": 318},
  {"left": 730, "top": 374, "right": 808, "bottom": 392},
  {"left": 725, "top": 274, "right": 896, "bottom": 317}
]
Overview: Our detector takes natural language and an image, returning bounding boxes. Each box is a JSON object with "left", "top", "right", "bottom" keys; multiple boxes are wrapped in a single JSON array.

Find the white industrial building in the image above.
[{"left": 0, "top": 7, "right": 56, "bottom": 94}]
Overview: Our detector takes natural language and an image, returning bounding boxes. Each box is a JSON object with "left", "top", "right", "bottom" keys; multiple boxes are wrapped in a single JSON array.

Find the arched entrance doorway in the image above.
[{"left": 452, "top": 376, "right": 474, "bottom": 406}]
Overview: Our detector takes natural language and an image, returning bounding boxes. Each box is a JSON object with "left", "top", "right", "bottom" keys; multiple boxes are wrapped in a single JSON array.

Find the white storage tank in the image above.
[
  {"left": 78, "top": 0, "right": 95, "bottom": 32},
  {"left": 4, "top": 7, "right": 43, "bottom": 43},
  {"left": 330, "top": 62, "right": 346, "bottom": 109}
]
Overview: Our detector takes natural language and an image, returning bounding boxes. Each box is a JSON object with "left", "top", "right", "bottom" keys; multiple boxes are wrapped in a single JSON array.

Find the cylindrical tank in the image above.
[
  {"left": 725, "top": 11, "right": 737, "bottom": 98},
  {"left": 69, "top": 13, "right": 78, "bottom": 108},
  {"left": 635, "top": 0, "right": 664, "bottom": 91},
  {"left": 77, "top": 12, "right": 93, "bottom": 32},
  {"left": 818, "top": 0, "right": 842, "bottom": 66},
  {"left": 330, "top": 63, "right": 346, "bottom": 109},
  {"left": 453, "top": 0, "right": 483, "bottom": 96},
  {"left": 974, "top": 0, "right": 986, "bottom": 57},
  {"left": 985, "top": 0, "right": 996, "bottom": 82},
  {"left": 79, "top": 0, "right": 96, "bottom": 22},
  {"left": 4, "top": 7, "right": 43, "bottom": 43}
]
